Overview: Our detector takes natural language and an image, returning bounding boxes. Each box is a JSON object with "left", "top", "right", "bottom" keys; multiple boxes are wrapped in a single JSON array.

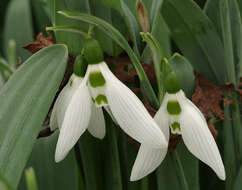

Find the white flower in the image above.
[
  {"left": 131, "top": 90, "right": 225, "bottom": 181},
  {"left": 53, "top": 61, "right": 167, "bottom": 162}
]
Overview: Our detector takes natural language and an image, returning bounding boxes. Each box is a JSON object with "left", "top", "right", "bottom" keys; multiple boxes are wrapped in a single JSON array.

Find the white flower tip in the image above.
[
  {"left": 130, "top": 171, "right": 144, "bottom": 181},
  {"left": 96, "top": 133, "right": 105, "bottom": 140},
  {"left": 54, "top": 147, "right": 68, "bottom": 163},
  {"left": 217, "top": 166, "right": 226, "bottom": 180}
]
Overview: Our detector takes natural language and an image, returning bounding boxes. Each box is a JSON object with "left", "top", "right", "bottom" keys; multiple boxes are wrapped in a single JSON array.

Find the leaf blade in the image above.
[{"left": 0, "top": 44, "right": 68, "bottom": 188}]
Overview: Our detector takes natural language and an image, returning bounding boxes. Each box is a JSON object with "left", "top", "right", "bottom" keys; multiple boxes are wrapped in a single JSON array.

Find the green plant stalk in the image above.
[
  {"left": 58, "top": 10, "right": 159, "bottom": 109},
  {"left": 46, "top": 26, "right": 88, "bottom": 38},
  {"left": 223, "top": 103, "right": 237, "bottom": 190},
  {"left": 231, "top": 93, "right": 242, "bottom": 165},
  {"left": 25, "top": 168, "right": 38, "bottom": 190},
  {"left": 7, "top": 40, "right": 17, "bottom": 67},
  {"left": 140, "top": 32, "right": 164, "bottom": 103},
  {"left": 172, "top": 151, "right": 190, "bottom": 190},
  {"left": 0, "top": 58, "right": 13, "bottom": 75}
]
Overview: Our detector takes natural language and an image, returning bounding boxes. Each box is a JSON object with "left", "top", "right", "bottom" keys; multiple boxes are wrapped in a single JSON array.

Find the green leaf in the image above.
[
  {"left": 223, "top": 104, "right": 237, "bottom": 190},
  {"left": 103, "top": 116, "right": 123, "bottom": 190},
  {"left": 0, "top": 173, "right": 13, "bottom": 190},
  {"left": 205, "top": 0, "right": 242, "bottom": 85},
  {"left": 156, "top": 142, "right": 199, "bottom": 190},
  {"left": 19, "top": 131, "right": 79, "bottom": 190},
  {"left": 233, "top": 165, "right": 242, "bottom": 190},
  {"left": 0, "top": 44, "right": 68, "bottom": 188},
  {"left": 89, "top": 1, "right": 119, "bottom": 56},
  {"left": 48, "top": 0, "right": 89, "bottom": 55},
  {"left": 169, "top": 53, "right": 195, "bottom": 98},
  {"left": 78, "top": 133, "right": 103, "bottom": 190},
  {"left": 58, "top": 10, "right": 159, "bottom": 108},
  {"left": 91, "top": 0, "right": 141, "bottom": 57},
  {"left": 141, "top": 0, "right": 171, "bottom": 63},
  {"left": 162, "top": 0, "right": 227, "bottom": 84},
  {"left": 231, "top": 93, "right": 242, "bottom": 167},
  {"left": 31, "top": 0, "right": 51, "bottom": 33},
  {"left": 3, "top": 0, "right": 33, "bottom": 61},
  {"left": 117, "top": 132, "right": 140, "bottom": 190},
  {"left": 220, "top": 0, "right": 237, "bottom": 84}
]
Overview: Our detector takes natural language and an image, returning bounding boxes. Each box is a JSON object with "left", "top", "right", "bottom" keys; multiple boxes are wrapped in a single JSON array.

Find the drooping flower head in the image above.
[
  {"left": 52, "top": 38, "right": 168, "bottom": 162},
  {"left": 131, "top": 69, "right": 225, "bottom": 181}
]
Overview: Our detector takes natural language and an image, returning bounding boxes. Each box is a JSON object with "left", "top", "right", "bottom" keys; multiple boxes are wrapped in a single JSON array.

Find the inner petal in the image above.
[
  {"left": 88, "top": 70, "right": 108, "bottom": 107},
  {"left": 169, "top": 116, "right": 182, "bottom": 135}
]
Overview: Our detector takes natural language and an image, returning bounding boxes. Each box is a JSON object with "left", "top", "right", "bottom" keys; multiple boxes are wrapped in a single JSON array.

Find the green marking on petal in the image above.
[
  {"left": 69, "top": 79, "right": 73, "bottom": 87},
  {"left": 95, "top": 94, "right": 108, "bottom": 105},
  {"left": 167, "top": 100, "right": 181, "bottom": 115},
  {"left": 171, "top": 122, "right": 181, "bottom": 132},
  {"left": 89, "top": 71, "right": 106, "bottom": 87}
]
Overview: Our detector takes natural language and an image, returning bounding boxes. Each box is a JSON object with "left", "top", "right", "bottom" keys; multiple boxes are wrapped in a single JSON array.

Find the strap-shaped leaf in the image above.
[
  {"left": 3, "top": 0, "right": 33, "bottom": 61},
  {"left": 162, "top": 0, "right": 227, "bottom": 84},
  {"left": 18, "top": 131, "right": 79, "bottom": 190},
  {"left": 0, "top": 44, "right": 68, "bottom": 188}
]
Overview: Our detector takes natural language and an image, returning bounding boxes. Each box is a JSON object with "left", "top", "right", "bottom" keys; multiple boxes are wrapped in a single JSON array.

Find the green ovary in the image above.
[
  {"left": 89, "top": 71, "right": 106, "bottom": 87},
  {"left": 171, "top": 122, "right": 181, "bottom": 132},
  {"left": 167, "top": 100, "right": 181, "bottom": 115},
  {"left": 95, "top": 94, "right": 108, "bottom": 105}
]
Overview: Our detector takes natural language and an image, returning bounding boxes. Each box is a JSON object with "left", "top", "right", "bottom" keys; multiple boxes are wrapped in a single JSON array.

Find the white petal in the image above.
[
  {"left": 178, "top": 95, "right": 225, "bottom": 180},
  {"left": 130, "top": 95, "right": 170, "bottom": 181},
  {"left": 55, "top": 80, "right": 92, "bottom": 162},
  {"left": 100, "top": 62, "right": 167, "bottom": 148},
  {"left": 130, "top": 144, "right": 167, "bottom": 181},
  {"left": 87, "top": 103, "right": 106, "bottom": 139},
  {"left": 49, "top": 74, "right": 83, "bottom": 131},
  {"left": 104, "top": 106, "right": 118, "bottom": 124},
  {"left": 49, "top": 100, "right": 58, "bottom": 131},
  {"left": 154, "top": 93, "right": 170, "bottom": 140}
]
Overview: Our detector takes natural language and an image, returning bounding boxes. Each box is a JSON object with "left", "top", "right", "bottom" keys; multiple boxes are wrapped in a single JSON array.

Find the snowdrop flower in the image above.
[
  {"left": 53, "top": 39, "right": 167, "bottom": 162},
  {"left": 131, "top": 72, "right": 225, "bottom": 181}
]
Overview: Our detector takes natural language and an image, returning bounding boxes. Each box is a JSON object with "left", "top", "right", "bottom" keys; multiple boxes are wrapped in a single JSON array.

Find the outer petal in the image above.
[
  {"left": 178, "top": 94, "right": 225, "bottom": 180},
  {"left": 100, "top": 62, "right": 167, "bottom": 148},
  {"left": 87, "top": 103, "right": 106, "bottom": 139},
  {"left": 104, "top": 106, "right": 118, "bottom": 124},
  {"left": 130, "top": 145, "right": 167, "bottom": 181},
  {"left": 49, "top": 99, "right": 58, "bottom": 131},
  {"left": 130, "top": 95, "right": 170, "bottom": 181},
  {"left": 55, "top": 80, "right": 92, "bottom": 162},
  {"left": 50, "top": 75, "right": 83, "bottom": 131}
]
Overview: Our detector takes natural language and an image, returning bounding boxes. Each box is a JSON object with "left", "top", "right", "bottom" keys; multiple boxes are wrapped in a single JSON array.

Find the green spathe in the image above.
[
  {"left": 167, "top": 100, "right": 181, "bottom": 115},
  {"left": 95, "top": 94, "right": 108, "bottom": 105},
  {"left": 83, "top": 39, "right": 104, "bottom": 64},
  {"left": 164, "top": 72, "right": 181, "bottom": 94},
  {"left": 73, "top": 55, "right": 88, "bottom": 77},
  {"left": 89, "top": 71, "right": 106, "bottom": 87}
]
